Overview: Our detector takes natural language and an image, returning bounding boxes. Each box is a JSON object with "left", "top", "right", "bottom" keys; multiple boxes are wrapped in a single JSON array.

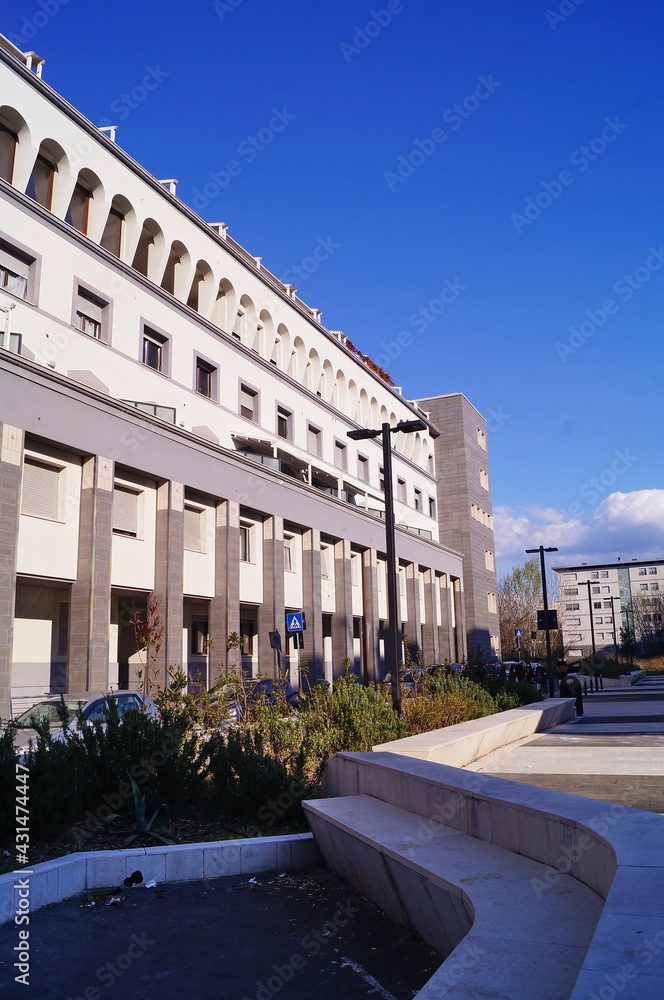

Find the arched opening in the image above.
[
  {"left": 131, "top": 218, "right": 164, "bottom": 281},
  {"left": 233, "top": 294, "right": 256, "bottom": 346},
  {"left": 100, "top": 194, "right": 134, "bottom": 258},
  {"left": 305, "top": 348, "right": 321, "bottom": 393},
  {"left": 270, "top": 323, "right": 290, "bottom": 369},
  {"left": 187, "top": 259, "right": 215, "bottom": 314},
  {"left": 25, "top": 139, "right": 67, "bottom": 210},
  {"left": 211, "top": 278, "right": 236, "bottom": 333},
  {"left": 65, "top": 167, "right": 103, "bottom": 236},
  {"left": 161, "top": 240, "right": 191, "bottom": 299},
  {"left": 0, "top": 107, "right": 29, "bottom": 185},
  {"left": 333, "top": 370, "right": 347, "bottom": 410},
  {"left": 289, "top": 337, "right": 307, "bottom": 380},
  {"left": 256, "top": 309, "right": 273, "bottom": 359},
  {"left": 320, "top": 360, "right": 335, "bottom": 401}
]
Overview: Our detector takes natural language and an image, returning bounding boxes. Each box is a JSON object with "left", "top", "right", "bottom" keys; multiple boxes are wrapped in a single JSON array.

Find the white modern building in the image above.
[
  {"left": 555, "top": 558, "right": 664, "bottom": 659},
  {"left": 0, "top": 36, "right": 497, "bottom": 717}
]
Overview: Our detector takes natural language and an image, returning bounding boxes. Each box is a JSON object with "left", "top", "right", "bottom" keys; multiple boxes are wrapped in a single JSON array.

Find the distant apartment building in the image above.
[
  {"left": 0, "top": 36, "right": 498, "bottom": 716},
  {"left": 555, "top": 558, "right": 664, "bottom": 658}
]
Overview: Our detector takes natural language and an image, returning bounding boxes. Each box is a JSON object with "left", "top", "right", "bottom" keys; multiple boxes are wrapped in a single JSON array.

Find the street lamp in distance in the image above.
[
  {"left": 525, "top": 545, "right": 558, "bottom": 697},
  {"left": 348, "top": 418, "right": 428, "bottom": 714}
]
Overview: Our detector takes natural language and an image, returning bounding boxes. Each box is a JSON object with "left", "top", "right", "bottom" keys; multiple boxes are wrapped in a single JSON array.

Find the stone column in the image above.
[
  {"left": 438, "top": 572, "right": 454, "bottom": 663},
  {"left": 453, "top": 576, "right": 467, "bottom": 663},
  {"left": 258, "top": 515, "right": 284, "bottom": 677},
  {"left": 0, "top": 424, "right": 23, "bottom": 719},
  {"left": 68, "top": 455, "right": 114, "bottom": 692},
  {"left": 302, "top": 528, "right": 323, "bottom": 687},
  {"left": 153, "top": 481, "right": 184, "bottom": 685},
  {"left": 208, "top": 500, "right": 240, "bottom": 684},
  {"left": 404, "top": 562, "right": 423, "bottom": 667},
  {"left": 362, "top": 549, "right": 380, "bottom": 683},
  {"left": 422, "top": 568, "right": 438, "bottom": 666},
  {"left": 332, "top": 539, "right": 354, "bottom": 678}
]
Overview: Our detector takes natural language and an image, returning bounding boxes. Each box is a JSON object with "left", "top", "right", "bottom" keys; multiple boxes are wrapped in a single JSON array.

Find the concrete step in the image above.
[{"left": 305, "top": 794, "right": 604, "bottom": 1000}]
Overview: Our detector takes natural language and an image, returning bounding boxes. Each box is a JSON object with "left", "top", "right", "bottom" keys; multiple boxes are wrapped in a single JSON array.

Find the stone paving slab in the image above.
[{"left": 466, "top": 678, "right": 664, "bottom": 812}]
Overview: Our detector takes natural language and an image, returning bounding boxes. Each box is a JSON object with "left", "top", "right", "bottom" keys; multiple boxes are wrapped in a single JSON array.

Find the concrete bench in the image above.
[
  {"left": 373, "top": 697, "right": 575, "bottom": 767},
  {"left": 305, "top": 793, "right": 603, "bottom": 1000},
  {"left": 305, "top": 751, "right": 664, "bottom": 1000}
]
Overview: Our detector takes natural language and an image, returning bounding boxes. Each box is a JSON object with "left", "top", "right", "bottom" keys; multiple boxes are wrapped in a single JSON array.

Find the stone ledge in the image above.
[
  {"left": 373, "top": 698, "right": 576, "bottom": 766},
  {"left": 315, "top": 751, "right": 664, "bottom": 1000},
  {"left": 0, "top": 833, "right": 320, "bottom": 927}
]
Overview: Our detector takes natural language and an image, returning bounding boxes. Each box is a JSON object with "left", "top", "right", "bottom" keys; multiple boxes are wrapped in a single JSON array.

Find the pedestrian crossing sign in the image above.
[{"left": 286, "top": 612, "right": 304, "bottom": 632}]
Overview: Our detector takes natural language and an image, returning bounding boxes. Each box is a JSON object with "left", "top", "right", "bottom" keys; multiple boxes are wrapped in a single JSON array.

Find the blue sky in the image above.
[{"left": 6, "top": 0, "right": 664, "bottom": 571}]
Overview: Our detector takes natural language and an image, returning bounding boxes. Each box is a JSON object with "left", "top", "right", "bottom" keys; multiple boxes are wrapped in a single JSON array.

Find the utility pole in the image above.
[{"left": 525, "top": 545, "right": 558, "bottom": 697}]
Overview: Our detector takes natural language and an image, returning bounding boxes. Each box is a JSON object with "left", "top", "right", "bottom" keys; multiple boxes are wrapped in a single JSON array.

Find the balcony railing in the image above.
[{"left": 122, "top": 400, "right": 176, "bottom": 423}]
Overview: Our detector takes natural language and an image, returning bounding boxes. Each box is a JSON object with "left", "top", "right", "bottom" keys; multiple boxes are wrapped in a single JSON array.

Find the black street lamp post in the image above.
[
  {"left": 525, "top": 545, "right": 558, "bottom": 697},
  {"left": 348, "top": 418, "right": 427, "bottom": 714}
]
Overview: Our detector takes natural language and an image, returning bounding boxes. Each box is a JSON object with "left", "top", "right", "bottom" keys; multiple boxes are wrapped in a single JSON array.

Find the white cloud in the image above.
[{"left": 495, "top": 489, "right": 664, "bottom": 566}]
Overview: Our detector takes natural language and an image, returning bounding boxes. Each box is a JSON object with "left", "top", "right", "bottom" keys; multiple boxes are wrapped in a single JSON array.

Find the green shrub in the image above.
[
  {"left": 0, "top": 724, "right": 19, "bottom": 850},
  {"left": 203, "top": 728, "right": 307, "bottom": 827},
  {"left": 402, "top": 676, "right": 497, "bottom": 733}
]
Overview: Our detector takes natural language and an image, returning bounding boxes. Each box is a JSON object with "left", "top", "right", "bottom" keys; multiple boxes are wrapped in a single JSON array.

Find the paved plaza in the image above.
[{"left": 466, "top": 676, "right": 664, "bottom": 812}]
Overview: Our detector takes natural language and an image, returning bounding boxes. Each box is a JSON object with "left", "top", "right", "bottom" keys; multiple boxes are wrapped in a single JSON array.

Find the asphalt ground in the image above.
[{"left": 0, "top": 867, "right": 440, "bottom": 1000}]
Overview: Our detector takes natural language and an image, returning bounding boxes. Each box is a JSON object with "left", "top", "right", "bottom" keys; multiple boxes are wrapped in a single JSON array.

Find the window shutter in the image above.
[
  {"left": 21, "top": 459, "right": 60, "bottom": 519},
  {"left": 76, "top": 290, "right": 103, "bottom": 323},
  {"left": 113, "top": 485, "right": 139, "bottom": 535},
  {"left": 0, "top": 245, "right": 30, "bottom": 280},
  {"left": 184, "top": 505, "right": 202, "bottom": 552}
]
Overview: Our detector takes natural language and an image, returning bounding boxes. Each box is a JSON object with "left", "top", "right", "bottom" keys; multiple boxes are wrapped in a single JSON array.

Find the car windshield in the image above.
[{"left": 14, "top": 700, "right": 85, "bottom": 728}]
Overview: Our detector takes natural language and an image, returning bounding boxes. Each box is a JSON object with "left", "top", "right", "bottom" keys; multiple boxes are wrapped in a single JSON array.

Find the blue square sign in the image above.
[{"left": 286, "top": 612, "right": 304, "bottom": 632}]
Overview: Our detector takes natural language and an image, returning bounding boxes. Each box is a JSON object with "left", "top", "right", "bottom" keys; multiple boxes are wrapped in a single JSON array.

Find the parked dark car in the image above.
[{"left": 13, "top": 690, "right": 160, "bottom": 751}]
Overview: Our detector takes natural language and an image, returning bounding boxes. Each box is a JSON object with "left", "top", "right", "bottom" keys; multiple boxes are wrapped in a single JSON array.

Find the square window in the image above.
[
  {"left": 0, "top": 239, "right": 35, "bottom": 301},
  {"left": 276, "top": 405, "right": 292, "bottom": 440},
  {"left": 649, "top": 567, "right": 658, "bottom": 575},
  {"left": 184, "top": 504, "right": 204, "bottom": 552},
  {"left": 479, "top": 468, "right": 489, "bottom": 490},
  {"left": 334, "top": 441, "right": 347, "bottom": 471},
  {"left": 307, "top": 424, "right": 321, "bottom": 456},
  {"left": 591, "top": 586, "right": 600, "bottom": 595},
  {"left": 379, "top": 466, "right": 385, "bottom": 492},
  {"left": 112, "top": 484, "right": 140, "bottom": 536},
  {"left": 566, "top": 603, "right": 580, "bottom": 611},
  {"left": 600, "top": 571, "right": 609, "bottom": 578},
  {"left": 414, "top": 488, "right": 422, "bottom": 511},
  {"left": 75, "top": 285, "right": 107, "bottom": 341},
  {"left": 358, "top": 454, "right": 369, "bottom": 482},
  {"left": 640, "top": 583, "right": 649, "bottom": 591},
  {"left": 651, "top": 583, "right": 659, "bottom": 591},
  {"left": 639, "top": 568, "right": 647, "bottom": 576},
  {"left": 593, "top": 601, "right": 602, "bottom": 609},
  {"left": 429, "top": 496, "right": 437, "bottom": 519},
  {"left": 142, "top": 326, "right": 168, "bottom": 372},
  {"left": 603, "top": 600, "right": 611, "bottom": 609},
  {"left": 196, "top": 358, "right": 216, "bottom": 398},
  {"left": 591, "top": 572, "right": 600, "bottom": 580},
  {"left": 397, "top": 478, "right": 407, "bottom": 502},
  {"left": 284, "top": 535, "right": 294, "bottom": 572},
  {"left": 240, "top": 384, "right": 258, "bottom": 422},
  {"left": 239, "top": 521, "right": 252, "bottom": 562},
  {"left": 21, "top": 457, "right": 61, "bottom": 520}
]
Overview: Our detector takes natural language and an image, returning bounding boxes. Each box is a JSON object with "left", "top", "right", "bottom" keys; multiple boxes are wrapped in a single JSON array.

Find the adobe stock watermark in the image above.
[
  {"left": 7, "top": 0, "right": 71, "bottom": 50},
  {"left": 191, "top": 107, "right": 296, "bottom": 211},
  {"left": 213, "top": 0, "right": 247, "bottom": 21},
  {"left": 530, "top": 802, "right": 626, "bottom": 898},
  {"left": 372, "top": 277, "right": 467, "bottom": 370},
  {"left": 384, "top": 75, "right": 501, "bottom": 192},
  {"left": 555, "top": 245, "right": 664, "bottom": 362},
  {"left": 585, "top": 931, "right": 664, "bottom": 1000},
  {"left": 65, "top": 933, "right": 154, "bottom": 1000},
  {"left": 97, "top": 65, "right": 169, "bottom": 125},
  {"left": 340, "top": 1, "right": 414, "bottom": 63},
  {"left": 570, "top": 449, "right": 637, "bottom": 512},
  {"left": 511, "top": 116, "right": 628, "bottom": 234},
  {"left": 241, "top": 898, "right": 360, "bottom": 1000},
  {"left": 546, "top": 0, "right": 589, "bottom": 31},
  {"left": 281, "top": 237, "right": 340, "bottom": 287}
]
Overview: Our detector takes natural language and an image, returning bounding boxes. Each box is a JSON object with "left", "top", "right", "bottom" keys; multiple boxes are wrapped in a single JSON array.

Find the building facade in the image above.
[
  {"left": 0, "top": 37, "right": 496, "bottom": 717},
  {"left": 415, "top": 394, "right": 500, "bottom": 662},
  {"left": 555, "top": 559, "right": 664, "bottom": 659}
]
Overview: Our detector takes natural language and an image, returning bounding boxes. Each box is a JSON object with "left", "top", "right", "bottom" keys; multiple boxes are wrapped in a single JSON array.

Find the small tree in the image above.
[{"left": 130, "top": 596, "right": 163, "bottom": 697}]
